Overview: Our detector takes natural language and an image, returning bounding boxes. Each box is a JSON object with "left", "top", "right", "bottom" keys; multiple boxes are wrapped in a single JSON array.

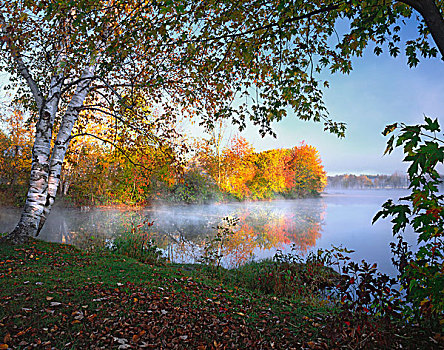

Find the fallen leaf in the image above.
[
  {"left": 307, "top": 341, "right": 317, "bottom": 349},
  {"left": 15, "top": 327, "right": 31, "bottom": 337}
]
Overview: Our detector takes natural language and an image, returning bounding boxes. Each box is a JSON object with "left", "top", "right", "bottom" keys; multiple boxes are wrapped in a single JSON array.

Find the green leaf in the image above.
[
  {"left": 382, "top": 123, "right": 398, "bottom": 136},
  {"left": 424, "top": 117, "right": 440, "bottom": 132},
  {"left": 384, "top": 135, "right": 395, "bottom": 155}
]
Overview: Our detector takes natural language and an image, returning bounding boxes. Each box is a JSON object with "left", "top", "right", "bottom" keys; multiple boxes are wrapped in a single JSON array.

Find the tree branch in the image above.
[
  {"left": 215, "top": 2, "right": 340, "bottom": 41},
  {"left": 0, "top": 14, "right": 44, "bottom": 109},
  {"left": 68, "top": 132, "right": 152, "bottom": 173},
  {"left": 146, "top": 2, "right": 343, "bottom": 48},
  {"left": 399, "top": 0, "right": 444, "bottom": 58},
  {"left": 80, "top": 105, "right": 159, "bottom": 143},
  {"left": 60, "top": 75, "right": 98, "bottom": 96}
]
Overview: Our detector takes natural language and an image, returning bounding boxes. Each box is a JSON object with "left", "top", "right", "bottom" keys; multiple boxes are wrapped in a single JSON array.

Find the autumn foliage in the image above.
[
  {"left": 0, "top": 107, "right": 34, "bottom": 205},
  {"left": 0, "top": 107, "right": 326, "bottom": 206},
  {"left": 197, "top": 135, "right": 327, "bottom": 201}
]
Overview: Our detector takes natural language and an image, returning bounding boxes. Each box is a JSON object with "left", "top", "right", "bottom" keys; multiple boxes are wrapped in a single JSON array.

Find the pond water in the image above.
[{"left": 0, "top": 189, "right": 418, "bottom": 274}]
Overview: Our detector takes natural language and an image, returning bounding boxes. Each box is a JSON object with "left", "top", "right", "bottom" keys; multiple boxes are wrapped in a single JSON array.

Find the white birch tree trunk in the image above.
[
  {"left": 8, "top": 75, "right": 63, "bottom": 241},
  {"left": 6, "top": 63, "right": 95, "bottom": 243},
  {"left": 36, "top": 66, "right": 96, "bottom": 235}
]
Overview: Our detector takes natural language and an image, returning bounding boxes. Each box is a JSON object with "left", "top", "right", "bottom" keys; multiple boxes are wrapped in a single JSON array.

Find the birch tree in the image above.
[
  {"left": 0, "top": 0, "right": 217, "bottom": 241},
  {"left": 0, "top": 0, "right": 443, "bottom": 243}
]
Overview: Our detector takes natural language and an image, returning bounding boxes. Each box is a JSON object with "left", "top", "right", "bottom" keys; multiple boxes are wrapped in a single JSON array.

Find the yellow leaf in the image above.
[
  {"left": 19, "top": 13, "right": 28, "bottom": 22},
  {"left": 420, "top": 298, "right": 429, "bottom": 306}
]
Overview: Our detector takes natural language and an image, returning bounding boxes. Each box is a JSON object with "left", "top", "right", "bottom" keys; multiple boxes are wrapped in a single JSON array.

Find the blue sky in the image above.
[
  {"left": 228, "top": 15, "right": 444, "bottom": 176},
  {"left": 239, "top": 50, "right": 444, "bottom": 175}
]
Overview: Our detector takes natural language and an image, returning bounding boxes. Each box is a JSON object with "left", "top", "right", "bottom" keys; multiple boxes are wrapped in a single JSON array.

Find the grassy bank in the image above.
[{"left": 0, "top": 240, "right": 440, "bottom": 349}]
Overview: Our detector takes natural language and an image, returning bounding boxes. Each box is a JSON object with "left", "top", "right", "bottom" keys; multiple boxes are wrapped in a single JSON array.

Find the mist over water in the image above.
[{"left": 0, "top": 189, "right": 418, "bottom": 274}]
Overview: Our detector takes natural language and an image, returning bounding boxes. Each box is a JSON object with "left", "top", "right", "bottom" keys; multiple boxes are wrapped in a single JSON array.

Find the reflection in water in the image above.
[
  {"left": 0, "top": 190, "right": 421, "bottom": 274},
  {"left": 219, "top": 203, "right": 325, "bottom": 267},
  {"left": 0, "top": 199, "right": 326, "bottom": 268},
  {"left": 150, "top": 200, "right": 326, "bottom": 267}
]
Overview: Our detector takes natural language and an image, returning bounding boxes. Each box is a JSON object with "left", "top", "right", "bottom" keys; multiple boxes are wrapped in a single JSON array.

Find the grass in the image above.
[{"left": 0, "top": 239, "right": 441, "bottom": 349}]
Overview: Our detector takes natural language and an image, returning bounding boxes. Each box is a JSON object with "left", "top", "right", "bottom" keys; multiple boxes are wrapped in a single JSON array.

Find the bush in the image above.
[
  {"left": 150, "top": 168, "right": 224, "bottom": 204},
  {"left": 108, "top": 220, "right": 165, "bottom": 265},
  {"left": 375, "top": 117, "right": 444, "bottom": 326},
  {"left": 171, "top": 169, "right": 223, "bottom": 204},
  {"left": 232, "top": 245, "right": 341, "bottom": 300}
]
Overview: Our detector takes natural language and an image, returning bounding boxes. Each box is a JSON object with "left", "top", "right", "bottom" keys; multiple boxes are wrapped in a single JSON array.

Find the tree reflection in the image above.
[
  {"left": 168, "top": 200, "right": 326, "bottom": 268},
  {"left": 23, "top": 199, "right": 326, "bottom": 268},
  {"left": 221, "top": 201, "right": 326, "bottom": 267}
]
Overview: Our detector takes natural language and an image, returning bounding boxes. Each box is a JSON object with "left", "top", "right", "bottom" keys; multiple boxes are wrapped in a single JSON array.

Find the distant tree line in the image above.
[{"left": 327, "top": 173, "right": 410, "bottom": 189}]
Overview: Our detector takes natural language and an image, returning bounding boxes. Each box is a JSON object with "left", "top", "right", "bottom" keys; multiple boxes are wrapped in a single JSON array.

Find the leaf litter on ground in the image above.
[{"left": 0, "top": 240, "right": 441, "bottom": 349}]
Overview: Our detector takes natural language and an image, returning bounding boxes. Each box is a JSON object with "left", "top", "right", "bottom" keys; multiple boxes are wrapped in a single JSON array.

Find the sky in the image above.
[
  {"left": 190, "top": 20, "right": 444, "bottom": 176},
  {"left": 239, "top": 50, "right": 444, "bottom": 176}
]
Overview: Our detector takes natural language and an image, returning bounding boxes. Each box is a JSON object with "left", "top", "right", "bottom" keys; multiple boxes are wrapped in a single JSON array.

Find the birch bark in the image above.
[
  {"left": 1, "top": 11, "right": 101, "bottom": 242},
  {"left": 8, "top": 74, "right": 63, "bottom": 241},
  {"left": 36, "top": 66, "right": 96, "bottom": 235}
]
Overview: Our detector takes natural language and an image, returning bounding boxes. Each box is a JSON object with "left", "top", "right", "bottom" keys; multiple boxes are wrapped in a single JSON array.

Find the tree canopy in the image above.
[
  {"left": 3, "top": 1, "right": 442, "bottom": 136},
  {"left": 0, "top": 0, "right": 443, "bottom": 239}
]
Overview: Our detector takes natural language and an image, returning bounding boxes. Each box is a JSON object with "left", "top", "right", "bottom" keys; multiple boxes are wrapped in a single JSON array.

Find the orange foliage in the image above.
[
  {"left": 220, "top": 135, "right": 256, "bottom": 199},
  {"left": 284, "top": 142, "right": 327, "bottom": 197},
  {"left": 199, "top": 136, "right": 326, "bottom": 200},
  {"left": 248, "top": 149, "right": 288, "bottom": 199},
  {"left": 0, "top": 108, "right": 34, "bottom": 191}
]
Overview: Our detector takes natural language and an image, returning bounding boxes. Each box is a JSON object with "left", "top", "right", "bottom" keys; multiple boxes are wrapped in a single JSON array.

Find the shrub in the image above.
[
  {"left": 108, "top": 220, "right": 165, "bottom": 265},
  {"left": 171, "top": 169, "right": 223, "bottom": 204},
  {"left": 374, "top": 117, "right": 443, "bottom": 326},
  {"left": 198, "top": 217, "right": 238, "bottom": 269},
  {"left": 233, "top": 245, "right": 341, "bottom": 300}
]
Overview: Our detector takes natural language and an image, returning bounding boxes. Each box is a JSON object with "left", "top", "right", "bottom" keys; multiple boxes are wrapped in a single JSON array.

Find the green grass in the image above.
[
  {"left": 0, "top": 240, "right": 441, "bottom": 349},
  {"left": 0, "top": 240, "right": 331, "bottom": 349}
]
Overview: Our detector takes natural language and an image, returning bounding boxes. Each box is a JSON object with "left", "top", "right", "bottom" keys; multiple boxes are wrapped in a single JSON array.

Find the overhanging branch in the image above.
[
  {"left": 68, "top": 132, "right": 152, "bottom": 173},
  {"left": 0, "top": 13, "right": 44, "bottom": 110}
]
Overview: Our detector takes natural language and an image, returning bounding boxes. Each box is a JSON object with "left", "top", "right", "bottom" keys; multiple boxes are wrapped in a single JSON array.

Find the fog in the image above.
[{"left": 0, "top": 189, "right": 418, "bottom": 274}]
